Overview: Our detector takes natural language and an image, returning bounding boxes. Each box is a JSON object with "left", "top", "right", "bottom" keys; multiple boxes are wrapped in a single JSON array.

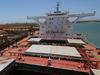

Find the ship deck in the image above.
[
  {"left": 3, "top": 51, "right": 90, "bottom": 73},
  {"left": 0, "top": 35, "right": 100, "bottom": 75}
]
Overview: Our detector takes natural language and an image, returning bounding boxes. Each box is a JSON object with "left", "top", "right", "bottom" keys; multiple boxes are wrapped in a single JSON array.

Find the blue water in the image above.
[{"left": 74, "top": 22, "right": 100, "bottom": 48}]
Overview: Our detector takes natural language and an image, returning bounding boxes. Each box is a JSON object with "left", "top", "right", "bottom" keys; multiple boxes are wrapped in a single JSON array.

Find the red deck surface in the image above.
[
  {"left": 3, "top": 50, "right": 90, "bottom": 73},
  {"left": 3, "top": 46, "right": 90, "bottom": 73},
  {"left": 17, "top": 56, "right": 90, "bottom": 73},
  {"left": 1, "top": 36, "right": 100, "bottom": 74}
]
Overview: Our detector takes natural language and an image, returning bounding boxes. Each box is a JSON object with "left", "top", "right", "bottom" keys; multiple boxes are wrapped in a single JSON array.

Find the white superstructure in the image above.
[{"left": 27, "top": 2, "right": 95, "bottom": 40}]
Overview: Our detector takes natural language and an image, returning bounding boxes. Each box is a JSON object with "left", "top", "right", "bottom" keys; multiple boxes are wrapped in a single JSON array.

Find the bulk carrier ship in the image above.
[{"left": 0, "top": 2, "right": 100, "bottom": 75}]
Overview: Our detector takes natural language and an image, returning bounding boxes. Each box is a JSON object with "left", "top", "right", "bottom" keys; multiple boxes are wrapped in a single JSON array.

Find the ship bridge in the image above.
[{"left": 27, "top": 2, "right": 95, "bottom": 40}]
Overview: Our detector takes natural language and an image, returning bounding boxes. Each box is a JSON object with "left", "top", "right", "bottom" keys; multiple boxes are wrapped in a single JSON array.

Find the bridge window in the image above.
[{"left": 49, "top": 18, "right": 53, "bottom": 20}]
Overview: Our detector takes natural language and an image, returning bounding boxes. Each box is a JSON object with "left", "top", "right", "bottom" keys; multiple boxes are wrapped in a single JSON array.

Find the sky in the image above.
[{"left": 0, "top": 0, "right": 100, "bottom": 24}]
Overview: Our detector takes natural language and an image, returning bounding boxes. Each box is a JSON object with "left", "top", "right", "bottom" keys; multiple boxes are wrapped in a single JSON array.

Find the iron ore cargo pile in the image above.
[{"left": 0, "top": 23, "right": 38, "bottom": 50}]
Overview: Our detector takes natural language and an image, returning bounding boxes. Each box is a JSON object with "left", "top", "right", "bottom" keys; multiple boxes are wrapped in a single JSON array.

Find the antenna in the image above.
[
  {"left": 56, "top": 2, "right": 60, "bottom": 12},
  {"left": 55, "top": 1, "right": 61, "bottom": 13}
]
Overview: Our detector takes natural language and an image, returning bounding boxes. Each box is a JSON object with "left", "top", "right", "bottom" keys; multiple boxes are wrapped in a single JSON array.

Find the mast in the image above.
[
  {"left": 55, "top": 2, "right": 61, "bottom": 13},
  {"left": 56, "top": 2, "right": 60, "bottom": 12}
]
